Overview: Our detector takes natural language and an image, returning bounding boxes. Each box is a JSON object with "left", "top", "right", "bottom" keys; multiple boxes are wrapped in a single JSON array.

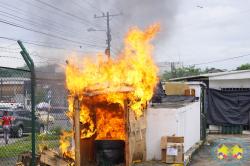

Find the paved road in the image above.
[{"left": 190, "top": 134, "right": 250, "bottom": 166}]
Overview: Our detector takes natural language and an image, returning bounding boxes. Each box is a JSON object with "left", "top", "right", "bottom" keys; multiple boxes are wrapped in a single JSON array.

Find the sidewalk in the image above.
[{"left": 189, "top": 134, "right": 250, "bottom": 166}]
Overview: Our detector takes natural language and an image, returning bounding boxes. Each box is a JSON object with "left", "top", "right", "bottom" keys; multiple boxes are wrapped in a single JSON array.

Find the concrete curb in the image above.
[{"left": 184, "top": 140, "right": 204, "bottom": 166}]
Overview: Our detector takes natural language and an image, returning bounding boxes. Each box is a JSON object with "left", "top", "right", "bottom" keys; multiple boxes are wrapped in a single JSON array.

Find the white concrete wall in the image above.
[
  {"left": 177, "top": 102, "right": 200, "bottom": 152},
  {"left": 146, "top": 107, "right": 178, "bottom": 160},
  {"left": 146, "top": 101, "right": 201, "bottom": 160},
  {"left": 209, "top": 79, "right": 250, "bottom": 89}
]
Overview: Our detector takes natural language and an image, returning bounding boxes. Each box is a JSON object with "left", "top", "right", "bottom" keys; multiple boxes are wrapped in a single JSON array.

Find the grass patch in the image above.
[
  {"left": 37, "top": 133, "right": 60, "bottom": 141},
  {"left": 23, "top": 133, "right": 60, "bottom": 142},
  {"left": 0, "top": 138, "right": 59, "bottom": 158}
]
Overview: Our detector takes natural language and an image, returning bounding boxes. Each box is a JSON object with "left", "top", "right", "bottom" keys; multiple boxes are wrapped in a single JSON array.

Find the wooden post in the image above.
[
  {"left": 124, "top": 99, "right": 130, "bottom": 166},
  {"left": 74, "top": 97, "right": 81, "bottom": 166}
]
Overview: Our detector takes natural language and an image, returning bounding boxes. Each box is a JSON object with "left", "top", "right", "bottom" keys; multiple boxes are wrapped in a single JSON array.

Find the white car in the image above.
[{"left": 36, "top": 111, "right": 55, "bottom": 124}]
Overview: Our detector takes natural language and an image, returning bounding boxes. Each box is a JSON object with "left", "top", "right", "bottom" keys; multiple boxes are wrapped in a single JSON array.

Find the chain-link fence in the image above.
[
  {"left": 35, "top": 77, "right": 70, "bottom": 155},
  {"left": 0, "top": 67, "right": 32, "bottom": 165},
  {"left": 0, "top": 41, "right": 73, "bottom": 165},
  {"left": 0, "top": 68, "right": 72, "bottom": 165}
]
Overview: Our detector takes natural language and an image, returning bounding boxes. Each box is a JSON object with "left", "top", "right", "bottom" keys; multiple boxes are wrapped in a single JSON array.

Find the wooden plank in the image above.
[
  {"left": 16, "top": 162, "right": 24, "bottom": 166},
  {"left": 80, "top": 104, "right": 96, "bottom": 165},
  {"left": 40, "top": 149, "right": 70, "bottom": 166},
  {"left": 129, "top": 110, "right": 147, "bottom": 164},
  {"left": 74, "top": 98, "right": 81, "bottom": 166},
  {"left": 124, "top": 100, "right": 130, "bottom": 166}
]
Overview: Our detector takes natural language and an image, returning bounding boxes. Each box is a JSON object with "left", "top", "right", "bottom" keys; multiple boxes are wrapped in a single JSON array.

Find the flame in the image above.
[
  {"left": 59, "top": 130, "right": 75, "bottom": 159},
  {"left": 96, "top": 105, "right": 125, "bottom": 140},
  {"left": 60, "top": 24, "right": 160, "bottom": 158}
]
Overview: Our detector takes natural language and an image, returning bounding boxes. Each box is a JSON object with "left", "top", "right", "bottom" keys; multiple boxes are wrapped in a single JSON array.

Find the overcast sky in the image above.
[{"left": 0, "top": 0, "right": 250, "bottom": 70}]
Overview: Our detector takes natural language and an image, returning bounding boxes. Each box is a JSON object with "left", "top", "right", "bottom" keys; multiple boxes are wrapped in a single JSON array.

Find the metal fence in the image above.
[
  {"left": 0, "top": 41, "right": 71, "bottom": 165},
  {"left": 0, "top": 70, "right": 71, "bottom": 165},
  {"left": 35, "top": 77, "right": 70, "bottom": 155},
  {"left": 0, "top": 67, "right": 32, "bottom": 165}
]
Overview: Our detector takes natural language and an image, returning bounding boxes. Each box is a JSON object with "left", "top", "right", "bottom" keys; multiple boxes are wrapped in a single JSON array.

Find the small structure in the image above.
[
  {"left": 170, "top": 69, "right": 250, "bottom": 90},
  {"left": 171, "top": 70, "right": 250, "bottom": 134},
  {"left": 146, "top": 82, "right": 205, "bottom": 160}
]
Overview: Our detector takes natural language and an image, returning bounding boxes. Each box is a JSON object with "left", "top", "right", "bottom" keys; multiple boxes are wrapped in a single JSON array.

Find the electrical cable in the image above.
[
  {"left": 0, "top": 18, "right": 105, "bottom": 48},
  {"left": 81, "top": 0, "right": 104, "bottom": 13},
  {"left": 32, "top": 0, "right": 101, "bottom": 28},
  {"left": 0, "top": 10, "right": 104, "bottom": 45},
  {"left": 0, "top": 36, "right": 104, "bottom": 53},
  {"left": 191, "top": 53, "right": 250, "bottom": 66}
]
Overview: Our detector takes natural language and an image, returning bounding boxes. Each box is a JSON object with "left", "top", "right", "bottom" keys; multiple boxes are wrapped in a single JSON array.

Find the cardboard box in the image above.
[
  {"left": 160, "top": 136, "right": 184, "bottom": 149},
  {"left": 161, "top": 136, "right": 184, "bottom": 164}
]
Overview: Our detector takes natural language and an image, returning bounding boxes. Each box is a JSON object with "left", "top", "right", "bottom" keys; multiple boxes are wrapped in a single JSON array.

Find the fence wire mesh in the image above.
[
  {"left": 0, "top": 67, "right": 31, "bottom": 165},
  {"left": 0, "top": 66, "right": 71, "bottom": 165},
  {"left": 35, "top": 77, "right": 70, "bottom": 155}
]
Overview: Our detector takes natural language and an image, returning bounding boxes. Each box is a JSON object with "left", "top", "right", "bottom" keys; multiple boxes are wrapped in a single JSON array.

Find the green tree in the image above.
[
  {"left": 236, "top": 63, "right": 250, "bottom": 70},
  {"left": 162, "top": 66, "right": 202, "bottom": 81}
]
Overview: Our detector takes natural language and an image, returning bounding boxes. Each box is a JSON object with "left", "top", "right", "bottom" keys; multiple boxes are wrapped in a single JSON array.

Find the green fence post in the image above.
[{"left": 18, "top": 40, "right": 36, "bottom": 166}]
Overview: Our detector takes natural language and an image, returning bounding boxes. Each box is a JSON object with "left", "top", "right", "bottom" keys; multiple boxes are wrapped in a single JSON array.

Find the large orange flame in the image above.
[{"left": 60, "top": 24, "right": 160, "bottom": 159}]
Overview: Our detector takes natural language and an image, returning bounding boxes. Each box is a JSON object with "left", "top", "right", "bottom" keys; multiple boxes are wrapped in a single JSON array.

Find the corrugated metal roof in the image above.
[{"left": 170, "top": 69, "right": 250, "bottom": 81}]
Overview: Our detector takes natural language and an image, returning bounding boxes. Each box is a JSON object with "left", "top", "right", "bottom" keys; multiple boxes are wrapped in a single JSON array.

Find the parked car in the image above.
[{"left": 0, "top": 109, "right": 45, "bottom": 138}]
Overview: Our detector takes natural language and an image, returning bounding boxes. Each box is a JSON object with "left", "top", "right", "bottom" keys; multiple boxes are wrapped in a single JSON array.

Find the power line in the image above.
[
  {"left": 0, "top": 48, "right": 19, "bottom": 53},
  {"left": 0, "top": 36, "right": 102, "bottom": 53},
  {"left": 0, "top": 55, "right": 57, "bottom": 65},
  {"left": 0, "top": 1, "right": 87, "bottom": 36},
  {"left": 82, "top": 0, "right": 104, "bottom": 13},
  {"left": 0, "top": 9, "right": 72, "bottom": 38},
  {"left": 0, "top": 45, "right": 58, "bottom": 61},
  {"left": 191, "top": 53, "right": 250, "bottom": 66},
  {"left": 0, "top": 2, "right": 106, "bottom": 44},
  {"left": 0, "top": 10, "right": 104, "bottom": 45},
  {"left": 0, "top": 47, "right": 64, "bottom": 65},
  {"left": 0, "top": 45, "right": 19, "bottom": 51},
  {"left": 0, "top": 55, "right": 23, "bottom": 59},
  {"left": 32, "top": 0, "right": 100, "bottom": 28},
  {"left": 0, "top": 1, "right": 116, "bottom": 48},
  {"left": 0, "top": 18, "right": 105, "bottom": 48},
  {"left": 70, "top": 0, "right": 97, "bottom": 15}
]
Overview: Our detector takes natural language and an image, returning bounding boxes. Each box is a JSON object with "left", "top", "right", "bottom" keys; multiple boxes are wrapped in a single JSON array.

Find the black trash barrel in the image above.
[{"left": 95, "top": 140, "right": 125, "bottom": 166}]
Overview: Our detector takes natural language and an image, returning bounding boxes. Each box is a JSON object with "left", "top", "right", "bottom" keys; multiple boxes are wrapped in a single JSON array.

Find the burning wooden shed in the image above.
[
  {"left": 59, "top": 24, "right": 160, "bottom": 166},
  {"left": 72, "top": 87, "right": 147, "bottom": 165}
]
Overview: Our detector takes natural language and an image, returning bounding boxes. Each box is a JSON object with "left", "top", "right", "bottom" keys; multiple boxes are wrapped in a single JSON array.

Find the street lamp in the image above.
[
  {"left": 87, "top": 27, "right": 110, "bottom": 58},
  {"left": 87, "top": 27, "right": 105, "bottom": 32}
]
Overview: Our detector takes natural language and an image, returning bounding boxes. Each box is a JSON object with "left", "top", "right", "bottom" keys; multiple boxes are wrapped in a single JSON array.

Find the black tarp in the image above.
[{"left": 207, "top": 89, "right": 250, "bottom": 125}]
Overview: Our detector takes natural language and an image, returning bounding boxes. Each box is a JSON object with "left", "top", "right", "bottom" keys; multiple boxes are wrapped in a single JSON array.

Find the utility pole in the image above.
[{"left": 94, "top": 12, "right": 122, "bottom": 59}]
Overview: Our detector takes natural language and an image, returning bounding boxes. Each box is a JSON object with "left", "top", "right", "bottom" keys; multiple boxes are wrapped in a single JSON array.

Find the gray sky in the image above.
[{"left": 0, "top": 0, "right": 250, "bottom": 70}]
